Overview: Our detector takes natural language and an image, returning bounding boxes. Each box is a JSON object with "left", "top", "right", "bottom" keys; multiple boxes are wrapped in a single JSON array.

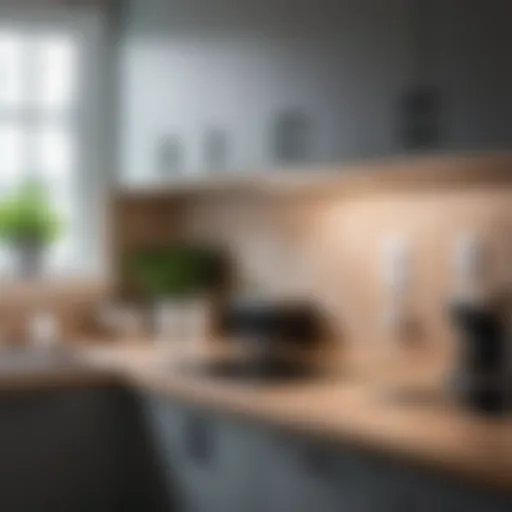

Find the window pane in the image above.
[
  {"left": 0, "top": 125, "right": 25, "bottom": 193},
  {"left": 0, "top": 28, "right": 82, "bottom": 277},
  {"left": 51, "top": 184, "right": 74, "bottom": 221},
  {"left": 0, "top": 33, "right": 24, "bottom": 108},
  {"left": 35, "top": 36, "right": 77, "bottom": 110},
  {"left": 31, "top": 126, "right": 75, "bottom": 274},
  {"left": 33, "top": 127, "right": 75, "bottom": 181},
  {"left": 44, "top": 180, "right": 74, "bottom": 273}
]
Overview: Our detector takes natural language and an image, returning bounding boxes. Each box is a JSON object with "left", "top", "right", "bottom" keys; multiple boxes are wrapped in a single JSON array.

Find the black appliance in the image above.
[
  {"left": 450, "top": 302, "right": 510, "bottom": 415},
  {"left": 173, "top": 300, "right": 325, "bottom": 385},
  {"left": 223, "top": 299, "right": 322, "bottom": 350}
]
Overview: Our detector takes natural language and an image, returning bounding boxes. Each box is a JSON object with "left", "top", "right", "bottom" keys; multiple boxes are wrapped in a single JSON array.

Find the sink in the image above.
[{"left": 173, "top": 356, "right": 330, "bottom": 385}]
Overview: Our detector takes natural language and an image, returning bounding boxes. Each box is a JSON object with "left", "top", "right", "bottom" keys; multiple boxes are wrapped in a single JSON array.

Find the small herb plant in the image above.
[
  {"left": 0, "top": 180, "right": 61, "bottom": 246},
  {"left": 127, "top": 245, "right": 226, "bottom": 299}
]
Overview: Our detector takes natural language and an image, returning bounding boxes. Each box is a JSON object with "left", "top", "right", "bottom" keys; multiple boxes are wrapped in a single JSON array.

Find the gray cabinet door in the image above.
[
  {"left": 142, "top": 392, "right": 261, "bottom": 512},
  {"left": 259, "top": 432, "right": 429, "bottom": 512},
  {"left": 209, "top": 418, "right": 265, "bottom": 512},
  {"left": 259, "top": 433, "right": 374, "bottom": 512},
  {"left": 142, "top": 394, "right": 210, "bottom": 511},
  {"left": 414, "top": 474, "right": 512, "bottom": 512}
]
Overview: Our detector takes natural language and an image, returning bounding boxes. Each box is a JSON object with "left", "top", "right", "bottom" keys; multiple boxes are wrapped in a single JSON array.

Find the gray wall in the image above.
[{"left": 119, "top": 0, "right": 512, "bottom": 182}]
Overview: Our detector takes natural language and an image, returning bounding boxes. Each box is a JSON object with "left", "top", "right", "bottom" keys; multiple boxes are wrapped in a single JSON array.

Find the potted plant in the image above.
[
  {"left": 0, "top": 180, "right": 61, "bottom": 278},
  {"left": 127, "top": 245, "right": 225, "bottom": 340}
]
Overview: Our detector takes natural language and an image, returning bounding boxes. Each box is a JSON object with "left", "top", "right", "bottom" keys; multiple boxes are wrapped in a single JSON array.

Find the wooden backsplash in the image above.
[
  {"left": 113, "top": 155, "right": 512, "bottom": 370},
  {"left": 0, "top": 279, "right": 108, "bottom": 344},
  {"left": 181, "top": 188, "right": 511, "bottom": 360}
]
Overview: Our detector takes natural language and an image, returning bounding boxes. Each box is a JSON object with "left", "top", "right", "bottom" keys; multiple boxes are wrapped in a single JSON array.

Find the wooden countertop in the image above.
[
  {"left": 2, "top": 341, "right": 512, "bottom": 495},
  {"left": 75, "top": 341, "right": 512, "bottom": 495}
]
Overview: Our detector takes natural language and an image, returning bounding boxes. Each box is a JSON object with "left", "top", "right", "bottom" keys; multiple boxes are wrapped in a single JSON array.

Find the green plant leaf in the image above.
[
  {"left": 126, "top": 245, "right": 225, "bottom": 299},
  {"left": 0, "top": 179, "right": 63, "bottom": 245}
]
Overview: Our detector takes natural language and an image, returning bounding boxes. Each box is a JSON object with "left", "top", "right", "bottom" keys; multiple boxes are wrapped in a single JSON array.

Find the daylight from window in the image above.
[{"left": 0, "top": 30, "right": 78, "bottom": 276}]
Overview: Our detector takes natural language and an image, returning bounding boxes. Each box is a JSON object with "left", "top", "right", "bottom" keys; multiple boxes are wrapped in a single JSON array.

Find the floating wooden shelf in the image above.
[{"left": 116, "top": 152, "right": 512, "bottom": 200}]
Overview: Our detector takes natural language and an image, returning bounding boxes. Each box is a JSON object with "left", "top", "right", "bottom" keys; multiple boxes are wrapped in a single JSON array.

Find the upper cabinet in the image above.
[
  {"left": 425, "top": 0, "right": 512, "bottom": 152},
  {"left": 117, "top": 0, "right": 512, "bottom": 186}
]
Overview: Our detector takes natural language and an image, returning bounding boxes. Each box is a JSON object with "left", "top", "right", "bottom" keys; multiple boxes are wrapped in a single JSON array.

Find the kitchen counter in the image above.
[
  {"left": 0, "top": 347, "right": 120, "bottom": 392},
  {"left": 3, "top": 341, "right": 512, "bottom": 495}
]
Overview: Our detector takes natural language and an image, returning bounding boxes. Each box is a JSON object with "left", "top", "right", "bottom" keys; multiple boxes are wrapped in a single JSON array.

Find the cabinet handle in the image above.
[{"left": 183, "top": 415, "right": 214, "bottom": 466}]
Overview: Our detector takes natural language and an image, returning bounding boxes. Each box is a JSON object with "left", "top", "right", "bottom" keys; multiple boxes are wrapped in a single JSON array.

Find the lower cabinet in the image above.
[
  {"left": 142, "top": 393, "right": 262, "bottom": 512},
  {"left": 259, "top": 434, "right": 369, "bottom": 512},
  {"left": 415, "top": 475, "right": 512, "bottom": 512},
  {"left": 141, "top": 391, "right": 512, "bottom": 512},
  {"left": 0, "top": 386, "right": 123, "bottom": 511},
  {"left": 0, "top": 385, "right": 170, "bottom": 512},
  {"left": 0, "top": 386, "right": 141, "bottom": 511},
  {"left": 259, "top": 434, "right": 424, "bottom": 512}
]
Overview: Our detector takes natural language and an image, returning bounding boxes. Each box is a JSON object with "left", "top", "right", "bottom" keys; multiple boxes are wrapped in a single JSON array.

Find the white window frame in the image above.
[{"left": 0, "top": 7, "right": 110, "bottom": 278}]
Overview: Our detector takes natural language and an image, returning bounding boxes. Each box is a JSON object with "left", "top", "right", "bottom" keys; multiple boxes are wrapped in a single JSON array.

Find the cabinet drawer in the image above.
[
  {"left": 415, "top": 475, "right": 512, "bottom": 512},
  {"left": 260, "top": 433, "right": 370, "bottom": 512}
]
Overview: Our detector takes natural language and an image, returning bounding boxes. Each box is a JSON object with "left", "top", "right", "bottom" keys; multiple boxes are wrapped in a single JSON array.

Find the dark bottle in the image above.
[{"left": 450, "top": 302, "right": 509, "bottom": 415}]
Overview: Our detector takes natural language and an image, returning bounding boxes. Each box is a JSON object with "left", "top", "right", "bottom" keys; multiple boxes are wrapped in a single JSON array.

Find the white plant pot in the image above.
[
  {"left": 182, "top": 296, "right": 212, "bottom": 342},
  {"left": 153, "top": 296, "right": 211, "bottom": 344},
  {"left": 153, "top": 300, "right": 183, "bottom": 341}
]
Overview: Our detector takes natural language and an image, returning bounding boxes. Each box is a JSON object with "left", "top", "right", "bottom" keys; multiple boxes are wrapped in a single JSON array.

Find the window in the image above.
[{"left": 0, "top": 28, "right": 79, "bottom": 274}]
